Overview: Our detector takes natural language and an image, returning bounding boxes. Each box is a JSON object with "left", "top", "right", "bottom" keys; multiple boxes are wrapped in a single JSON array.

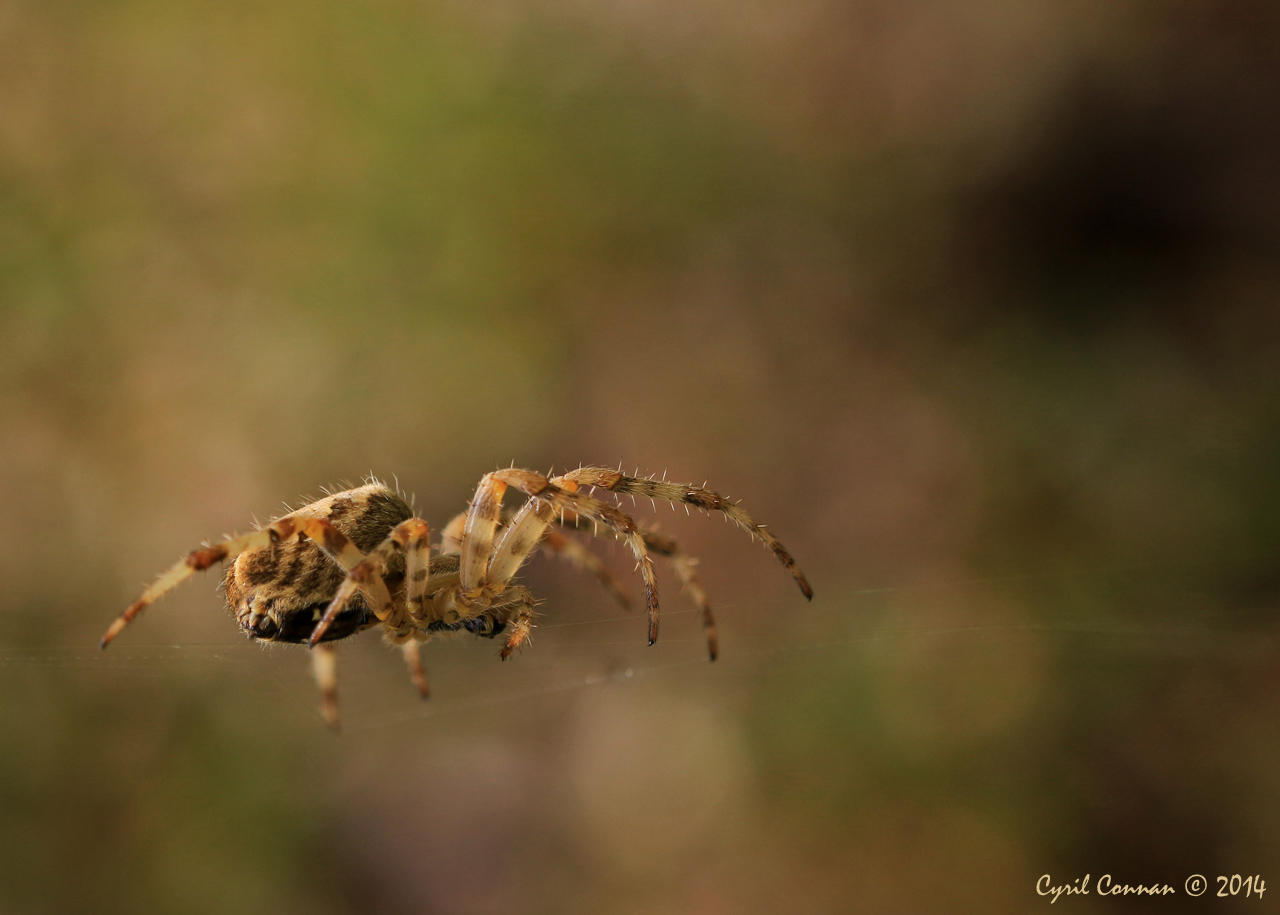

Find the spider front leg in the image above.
[
  {"left": 444, "top": 502, "right": 633, "bottom": 625},
  {"left": 459, "top": 469, "right": 663, "bottom": 643},
  {"left": 442, "top": 507, "right": 632, "bottom": 609},
  {"left": 558, "top": 466, "right": 813, "bottom": 600}
]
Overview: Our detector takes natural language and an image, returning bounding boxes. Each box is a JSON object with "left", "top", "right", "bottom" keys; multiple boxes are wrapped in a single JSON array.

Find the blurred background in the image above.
[{"left": 2, "top": 0, "right": 1279, "bottom": 912}]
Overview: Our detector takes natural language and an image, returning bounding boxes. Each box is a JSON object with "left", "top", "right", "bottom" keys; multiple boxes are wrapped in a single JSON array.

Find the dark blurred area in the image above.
[{"left": 2, "top": 0, "right": 1279, "bottom": 912}]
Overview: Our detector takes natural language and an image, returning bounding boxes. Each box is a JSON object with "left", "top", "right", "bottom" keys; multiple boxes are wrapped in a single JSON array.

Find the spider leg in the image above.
[
  {"left": 493, "top": 586, "right": 537, "bottom": 660},
  {"left": 484, "top": 473, "right": 643, "bottom": 609},
  {"left": 444, "top": 498, "right": 631, "bottom": 608},
  {"left": 641, "top": 530, "right": 718, "bottom": 661},
  {"left": 308, "top": 518, "right": 430, "bottom": 646},
  {"left": 101, "top": 515, "right": 391, "bottom": 648},
  {"left": 401, "top": 638, "right": 430, "bottom": 699},
  {"left": 399, "top": 520, "right": 433, "bottom": 625},
  {"left": 556, "top": 467, "right": 813, "bottom": 600},
  {"left": 451, "top": 501, "right": 630, "bottom": 608},
  {"left": 552, "top": 513, "right": 718, "bottom": 661},
  {"left": 311, "top": 642, "right": 340, "bottom": 731},
  {"left": 487, "top": 496, "right": 556, "bottom": 587},
  {"left": 459, "top": 469, "right": 662, "bottom": 644}
]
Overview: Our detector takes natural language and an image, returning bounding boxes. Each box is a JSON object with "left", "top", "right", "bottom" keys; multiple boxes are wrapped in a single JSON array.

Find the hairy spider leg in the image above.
[
  {"left": 309, "top": 518, "right": 430, "bottom": 645},
  {"left": 556, "top": 467, "right": 813, "bottom": 600},
  {"left": 311, "top": 643, "right": 340, "bottom": 730},
  {"left": 482, "top": 468, "right": 763, "bottom": 653},
  {"left": 485, "top": 467, "right": 648, "bottom": 594},
  {"left": 303, "top": 518, "right": 438, "bottom": 698},
  {"left": 484, "top": 473, "right": 650, "bottom": 626},
  {"left": 641, "top": 529, "right": 719, "bottom": 661},
  {"left": 553, "top": 510, "right": 719, "bottom": 661},
  {"left": 444, "top": 505, "right": 633, "bottom": 611},
  {"left": 400, "top": 520, "right": 433, "bottom": 624},
  {"left": 487, "top": 496, "right": 556, "bottom": 587},
  {"left": 492, "top": 586, "right": 537, "bottom": 660},
  {"left": 100, "top": 515, "right": 393, "bottom": 649},
  {"left": 459, "top": 469, "right": 661, "bottom": 643}
]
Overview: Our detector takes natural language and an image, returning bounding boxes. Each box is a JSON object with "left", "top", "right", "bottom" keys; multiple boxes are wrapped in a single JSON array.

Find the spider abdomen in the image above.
[{"left": 225, "top": 483, "right": 413, "bottom": 643}]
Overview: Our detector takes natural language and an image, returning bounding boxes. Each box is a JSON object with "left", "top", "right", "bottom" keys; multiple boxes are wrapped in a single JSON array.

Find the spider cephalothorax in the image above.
[{"left": 101, "top": 467, "right": 812, "bottom": 727}]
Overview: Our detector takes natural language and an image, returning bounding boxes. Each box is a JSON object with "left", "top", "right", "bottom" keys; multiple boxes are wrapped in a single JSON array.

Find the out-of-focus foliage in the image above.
[{"left": 2, "top": 0, "right": 1279, "bottom": 912}]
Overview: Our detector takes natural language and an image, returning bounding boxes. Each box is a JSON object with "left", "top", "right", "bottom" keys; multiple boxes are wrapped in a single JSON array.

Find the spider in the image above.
[{"left": 100, "top": 466, "right": 812, "bottom": 727}]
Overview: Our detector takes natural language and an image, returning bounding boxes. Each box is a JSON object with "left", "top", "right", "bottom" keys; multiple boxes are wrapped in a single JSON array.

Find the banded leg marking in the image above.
[
  {"left": 495, "top": 586, "right": 537, "bottom": 661},
  {"left": 458, "top": 469, "right": 660, "bottom": 643},
  {"left": 309, "top": 518, "right": 429, "bottom": 646},
  {"left": 488, "top": 497, "right": 556, "bottom": 589},
  {"left": 643, "top": 530, "right": 718, "bottom": 661},
  {"left": 557, "top": 467, "right": 813, "bottom": 600}
]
